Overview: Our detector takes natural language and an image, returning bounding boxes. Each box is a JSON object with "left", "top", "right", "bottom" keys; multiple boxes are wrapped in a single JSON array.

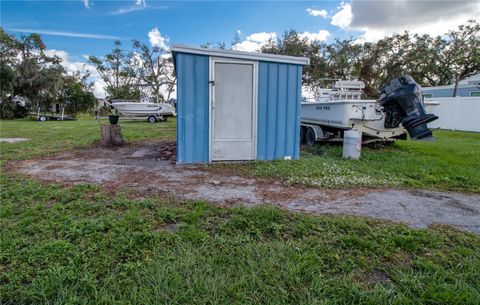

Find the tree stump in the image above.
[{"left": 100, "top": 125, "right": 125, "bottom": 146}]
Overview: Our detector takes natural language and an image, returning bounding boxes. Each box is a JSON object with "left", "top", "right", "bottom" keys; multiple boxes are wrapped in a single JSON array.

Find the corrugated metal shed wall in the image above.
[
  {"left": 174, "top": 52, "right": 303, "bottom": 163},
  {"left": 257, "top": 62, "right": 302, "bottom": 160},
  {"left": 175, "top": 53, "right": 209, "bottom": 163}
]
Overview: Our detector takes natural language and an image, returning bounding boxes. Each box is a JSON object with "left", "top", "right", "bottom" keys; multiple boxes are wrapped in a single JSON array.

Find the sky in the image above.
[{"left": 1, "top": 0, "right": 479, "bottom": 97}]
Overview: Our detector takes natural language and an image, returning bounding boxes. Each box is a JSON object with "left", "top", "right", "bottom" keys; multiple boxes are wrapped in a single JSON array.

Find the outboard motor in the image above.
[{"left": 378, "top": 75, "right": 438, "bottom": 140}]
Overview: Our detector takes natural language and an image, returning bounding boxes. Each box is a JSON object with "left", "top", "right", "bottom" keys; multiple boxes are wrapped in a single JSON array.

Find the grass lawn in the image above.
[
  {"left": 1, "top": 118, "right": 479, "bottom": 304},
  {"left": 242, "top": 130, "right": 480, "bottom": 193},
  {"left": 0, "top": 117, "right": 175, "bottom": 162}
]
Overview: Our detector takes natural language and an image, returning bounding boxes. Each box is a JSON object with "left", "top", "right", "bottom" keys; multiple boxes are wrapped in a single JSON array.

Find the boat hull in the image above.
[
  {"left": 111, "top": 102, "right": 176, "bottom": 117},
  {"left": 301, "top": 100, "right": 381, "bottom": 128},
  {"left": 301, "top": 100, "right": 406, "bottom": 139}
]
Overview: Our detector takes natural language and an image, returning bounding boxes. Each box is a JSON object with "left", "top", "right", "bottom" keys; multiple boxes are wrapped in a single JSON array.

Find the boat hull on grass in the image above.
[{"left": 111, "top": 101, "right": 176, "bottom": 117}]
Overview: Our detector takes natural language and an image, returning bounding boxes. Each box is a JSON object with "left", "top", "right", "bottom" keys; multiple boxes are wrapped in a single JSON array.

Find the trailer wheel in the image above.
[
  {"left": 300, "top": 126, "right": 307, "bottom": 144},
  {"left": 147, "top": 115, "right": 157, "bottom": 123},
  {"left": 305, "top": 127, "right": 316, "bottom": 146},
  {"left": 38, "top": 116, "right": 47, "bottom": 122}
]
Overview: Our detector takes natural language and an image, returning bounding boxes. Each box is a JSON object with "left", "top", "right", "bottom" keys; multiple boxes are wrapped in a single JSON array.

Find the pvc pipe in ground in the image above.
[{"left": 343, "top": 129, "right": 362, "bottom": 159}]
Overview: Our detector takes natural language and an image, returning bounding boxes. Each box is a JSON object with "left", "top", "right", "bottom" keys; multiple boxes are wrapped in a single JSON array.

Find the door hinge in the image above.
[{"left": 208, "top": 80, "right": 215, "bottom": 86}]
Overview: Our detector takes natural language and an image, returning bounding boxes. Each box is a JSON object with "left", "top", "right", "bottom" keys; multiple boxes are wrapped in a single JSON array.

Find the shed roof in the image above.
[{"left": 171, "top": 44, "right": 310, "bottom": 66}]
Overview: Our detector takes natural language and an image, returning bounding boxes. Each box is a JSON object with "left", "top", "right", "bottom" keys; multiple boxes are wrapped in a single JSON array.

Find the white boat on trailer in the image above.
[
  {"left": 110, "top": 99, "right": 176, "bottom": 123},
  {"left": 300, "top": 76, "right": 438, "bottom": 145}
]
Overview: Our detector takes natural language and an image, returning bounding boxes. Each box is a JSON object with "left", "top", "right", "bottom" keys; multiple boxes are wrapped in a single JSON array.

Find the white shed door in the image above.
[{"left": 212, "top": 62, "right": 255, "bottom": 161}]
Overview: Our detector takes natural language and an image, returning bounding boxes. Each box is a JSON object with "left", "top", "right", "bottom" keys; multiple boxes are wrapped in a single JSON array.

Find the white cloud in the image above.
[
  {"left": 44, "top": 49, "right": 106, "bottom": 98},
  {"left": 92, "top": 80, "right": 107, "bottom": 99},
  {"left": 109, "top": 2, "right": 167, "bottom": 15},
  {"left": 331, "top": 0, "right": 480, "bottom": 42},
  {"left": 148, "top": 27, "right": 169, "bottom": 50},
  {"left": 306, "top": 8, "right": 328, "bottom": 18},
  {"left": 131, "top": 52, "right": 143, "bottom": 66},
  {"left": 358, "top": 13, "right": 478, "bottom": 43},
  {"left": 300, "top": 30, "right": 330, "bottom": 42},
  {"left": 349, "top": 0, "right": 478, "bottom": 29},
  {"left": 247, "top": 32, "right": 277, "bottom": 43},
  {"left": 11, "top": 28, "right": 124, "bottom": 40},
  {"left": 331, "top": 2, "right": 353, "bottom": 29},
  {"left": 83, "top": 0, "right": 90, "bottom": 9},
  {"left": 136, "top": 0, "right": 146, "bottom": 7},
  {"left": 232, "top": 40, "right": 262, "bottom": 52},
  {"left": 44, "top": 49, "right": 68, "bottom": 62},
  {"left": 232, "top": 32, "right": 277, "bottom": 52},
  {"left": 232, "top": 29, "right": 330, "bottom": 52},
  {"left": 110, "top": 6, "right": 145, "bottom": 15},
  {"left": 160, "top": 53, "right": 172, "bottom": 59}
]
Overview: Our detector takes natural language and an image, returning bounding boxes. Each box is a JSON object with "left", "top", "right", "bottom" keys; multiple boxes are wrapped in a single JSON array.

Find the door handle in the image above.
[{"left": 210, "top": 80, "right": 215, "bottom": 110}]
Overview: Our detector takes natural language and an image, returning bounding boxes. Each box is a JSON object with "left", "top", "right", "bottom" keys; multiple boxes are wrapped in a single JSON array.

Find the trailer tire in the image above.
[
  {"left": 300, "top": 126, "right": 307, "bottom": 144},
  {"left": 305, "top": 127, "right": 316, "bottom": 146},
  {"left": 147, "top": 115, "right": 157, "bottom": 123},
  {"left": 38, "top": 116, "right": 47, "bottom": 122}
]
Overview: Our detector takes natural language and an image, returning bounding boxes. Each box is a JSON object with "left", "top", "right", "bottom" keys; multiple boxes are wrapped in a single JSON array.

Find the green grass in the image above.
[
  {"left": 240, "top": 130, "right": 480, "bottom": 193},
  {"left": 0, "top": 117, "right": 176, "bottom": 161},
  {"left": 1, "top": 176, "right": 479, "bottom": 304},
  {"left": 1, "top": 118, "right": 479, "bottom": 304},
  {"left": 1, "top": 118, "right": 478, "bottom": 193}
]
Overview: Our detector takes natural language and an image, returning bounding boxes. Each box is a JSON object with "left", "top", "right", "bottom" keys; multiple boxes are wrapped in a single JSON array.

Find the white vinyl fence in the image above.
[{"left": 425, "top": 97, "right": 480, "bottom": 132}]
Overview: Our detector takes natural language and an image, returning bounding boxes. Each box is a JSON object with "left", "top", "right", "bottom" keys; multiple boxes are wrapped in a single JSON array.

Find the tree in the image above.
[
  {"left": 0, "top": 28, "right": 98, "bottom": 118},
  {"left": 0, "top": 28, "right": 62, "bottom": 117},
  {"left": 200, "top": 41, "right": 226, "bottom": 49},
  {"left": 88, "top": 41, "right": 139, "bottom": 100},
  {"left": 231, "top": 31, "right": 242, "bottom": 48},
  {"left": 0, "top": 55, "right": 16, "bottom": 118},
  {"left": 324, "top": 38, "right": 362, "bottom": 81},
  {"left": 261, "top": 30, "right": 329, "bottom": 87},
  {"left": 441, "top": 20, "right": 480, "bottom": 96},
  {"left": 258, "top": 21, "right": 479, "bottom": 98},
  {"left": 56, "top": 73, "right": 97, "bottom": 114},
  {"left": 131, "top": 40, "right": 176, "bottom": 102},
  {"left": 0, "top": 29, "right": 16, "bottom": 101}
]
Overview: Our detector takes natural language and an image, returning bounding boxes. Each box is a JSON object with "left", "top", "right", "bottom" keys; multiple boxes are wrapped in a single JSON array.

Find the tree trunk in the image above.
[
  {"left": 452, "top": 73, "right": 459, "bottom": 97},
  {"left": 100, "top": 125, "right": 125, "bottom": 146}
]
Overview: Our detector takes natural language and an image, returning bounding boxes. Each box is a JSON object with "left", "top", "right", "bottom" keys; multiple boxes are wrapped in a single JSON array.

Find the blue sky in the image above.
[
  {"left": 2, "top": 0, "right": 478, "bottom": 97},
  {"left": 2, "top": 1, "right": 348, "bottom": 59}
]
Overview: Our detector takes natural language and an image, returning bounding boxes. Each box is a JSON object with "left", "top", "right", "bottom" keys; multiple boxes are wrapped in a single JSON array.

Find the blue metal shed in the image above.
[{"left": 171, "top": 45, "right": 309, "bottom": 163}]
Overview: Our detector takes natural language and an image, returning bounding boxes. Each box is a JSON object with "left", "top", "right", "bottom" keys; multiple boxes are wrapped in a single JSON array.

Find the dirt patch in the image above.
[
  {"left": 409, "top": 189, "right": 478, "bottom": 214},
  {"left": 0, "top": 138, "right": 31, "bottom": 143},
  {"left": 7, "top": 141, "right": 480, "bottom": 234},
  {"left": 353, "top": 268, "right": 391, "bottom": 289},
  {"left": 366, "top": 269, "right": 391, "bottom": 285},
  {"left": 158, "top": 141, "right": 176, "bottom": 162}
]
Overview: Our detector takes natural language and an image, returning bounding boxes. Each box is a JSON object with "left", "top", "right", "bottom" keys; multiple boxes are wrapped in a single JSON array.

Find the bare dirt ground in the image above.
[
  {"left": 0, "top": 138, "right": 31, "bottom": 143},
  {"left": 9, "top": 141, "right": 480, "bottom": 234}
]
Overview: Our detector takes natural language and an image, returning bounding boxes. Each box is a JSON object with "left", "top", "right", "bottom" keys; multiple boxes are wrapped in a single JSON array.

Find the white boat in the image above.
[
  {"left": 301, "top": 80, "right": 406, "bottom": 142},
  {"left": 110, "top": 99, "right": 176, "bottom": 117},
  {"left": 300, "top": 77, "right": 438, "bottom": 144}
]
